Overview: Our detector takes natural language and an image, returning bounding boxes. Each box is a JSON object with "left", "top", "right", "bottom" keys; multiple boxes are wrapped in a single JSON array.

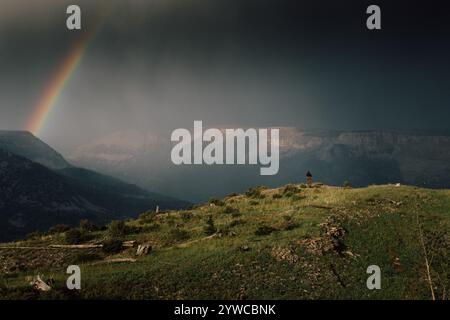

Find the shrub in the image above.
[
  {"left": 228, "top": 219, "right": 245, "bottom": 228},
  {"left": 48, "top": 224, "right": 70, "bottom": 235},
  {"left": 272, "top": 193, "right": 283, "bottom": 199},
  {"left": 204, "top": 216, "right": 217, "bottom": 235},
  {"left": 223, "top": 206, "right": 238, "bottom": 214},
  {"left": 139, "top": 210, "right": 158, "bottom": 223},
  {"left": 249, "top": 200, "right": 259, "bottom": 206},
  {"left": 283, "top": 184, "right": 300, "bottom": 194},
  {"left": 254, "top": 225, "right": 276, "bottom": 236},
  {"left": 231, "top": 212, "right": 242, "bottom": 218},
  {"left": 70, "top": 252, "right": 102, "bottom": 264},
  {"left": 140, "top": 223, "right": 160, "bottom": 233},
  {"left": 180, "top": 211, "right": 193, "bottom": 221},
  {"left": 26, "top": 231, "right": 43, "bottom": 240},
  {"left": 79, "top": 219, "right": 98, "bottom": 233},
  {"left": 282, "top": 221, "right": 299, "bottom": 231},
  {"left": 107, "top": 220, "right": 128, "bottom": 238},
  {"left": 102, "top": 239, "right": 124, "bottom": 254},
  {"left": 343, "top": 180, "right": 352, "bottom": 188},
  {"left": 168, "top": 228, "right": 190, "bottom": 242},
  {"left": 291, "top": 195, "right": 305, "bottom": 201},
  {"left": 65, "top": 229, "right": 83, "bottom": 244},
  {"left": 245, "top": 186, "right": 266, "bottom": 199},
  {"left": 209, "top": 198, "right": 225, "bottom": 206}
]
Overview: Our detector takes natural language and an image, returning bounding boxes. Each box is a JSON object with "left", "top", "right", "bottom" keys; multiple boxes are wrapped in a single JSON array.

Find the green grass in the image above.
[{"left": 1, "top": 184, "right": 449, "bottom": 299}]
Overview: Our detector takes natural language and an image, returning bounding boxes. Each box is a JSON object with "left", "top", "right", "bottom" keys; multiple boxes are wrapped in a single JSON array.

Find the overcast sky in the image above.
[{"left": 1, "top": 0, "right": 449, "bottom": 154}]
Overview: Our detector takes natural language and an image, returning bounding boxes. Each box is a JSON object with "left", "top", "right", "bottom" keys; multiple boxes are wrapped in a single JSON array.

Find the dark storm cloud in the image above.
[{"left": 0, "top": 0, "right": 450, "bottom": 153}]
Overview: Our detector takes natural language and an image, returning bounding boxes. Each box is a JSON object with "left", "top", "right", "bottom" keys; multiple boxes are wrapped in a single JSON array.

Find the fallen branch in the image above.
[
  {"left": 415, "top": 211, "right": 436, "bottom": 300},
  {"left": 89, "top": 258, "right": 137, "bottom": 265}
]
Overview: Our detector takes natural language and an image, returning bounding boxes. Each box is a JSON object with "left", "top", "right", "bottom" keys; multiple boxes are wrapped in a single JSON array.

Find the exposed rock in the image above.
[
  {"left": 271, "top": 246, "right": 299, "bottom": 264},
  {"left": 30, "top": 275, "right": 51, "bottom": 291}
]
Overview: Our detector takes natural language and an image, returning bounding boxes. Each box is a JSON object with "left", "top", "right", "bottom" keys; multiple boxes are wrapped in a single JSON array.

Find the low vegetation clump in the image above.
[
  {"left": 102, "top": 239, "right": 124, "bottom": 254},
  {"left": 47, "top": 224, "right": 70, "bottom": 235},
  {"left": 254, "top": 225, "right": 277, "bottom": 236},
  {"left": 223, "top": 205, "right": 239, "bottom": 214},
  {"left": 79, "top": 220, "right": 99, "bottom": 234},
  {"left": 245, "top": 186, "right": 266, "bottom": 199},
  {"left": 65, "top": 229, "right": 83, "bottom": 245},
  {"left": 139, "top": 211, "right": 158, "bottom": 224},
  {"left": 209, "top": 198, "right": 225, "bottom": 206},
  {"left": 203, "top": 216, "right": 217, "bottom": 235},
  {"left": 168, "top": 228, "right": 190, "bottom": 242},
  {"left": 70, "top": 252, "right": 102, "bottom": 264},
  {"left": 107, "top": 220, "right": 128, "bottom": 238},
  {"left": 343, "top": 180, "right": 352, "bottom": 188},
  {"left": 282, "top": 184, "right": 301, "bottom": 197},
  {"left": 180, "top": 211, "right": 194, "bottom": 221}
]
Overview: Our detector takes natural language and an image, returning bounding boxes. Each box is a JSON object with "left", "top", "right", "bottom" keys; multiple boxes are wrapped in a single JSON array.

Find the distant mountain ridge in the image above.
[
  {"left": 0, "top": 131, "right": 189, "bottom": 241},
  {"left": 69, "top": 129, "right": 450, "bottom": 202}
]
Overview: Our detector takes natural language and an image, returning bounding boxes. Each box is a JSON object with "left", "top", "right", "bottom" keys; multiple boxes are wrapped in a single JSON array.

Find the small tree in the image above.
[
  {"left": 204, "top": 216, "right": 217, "bottom": 235},
  {"left": 48, "top": 224, "right": 70, "bottom": 235},
  {"left": 108, "top": 220, "right": 127, "bottom": 238},
  {"left": 102, "top": 239, "right": 124, "bottom": 254},
  {"left": 79, "top": 219, "right": 98, "bottom": 234},
  {"left": 65, "top": 229, "right": 83, "bottom": 244}
]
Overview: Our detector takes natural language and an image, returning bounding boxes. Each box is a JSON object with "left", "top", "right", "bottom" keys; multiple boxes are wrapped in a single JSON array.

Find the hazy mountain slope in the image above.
[
  {"left": 0, "top": 149, "right": 109, "bottom": 241},
  {"left": 0, "top": 141, "right": 189, "bottom": 242},
  {"left": 0, "top": 131, "right": 70, "bottom": 170},
  {"left": 69, "top": 129, "right": 450, "bottom": 202}
]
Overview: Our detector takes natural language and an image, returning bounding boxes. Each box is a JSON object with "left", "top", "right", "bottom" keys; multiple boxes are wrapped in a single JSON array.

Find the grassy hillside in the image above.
[{"left": 1, "top": 184, "right": 449, "bottom": 299}]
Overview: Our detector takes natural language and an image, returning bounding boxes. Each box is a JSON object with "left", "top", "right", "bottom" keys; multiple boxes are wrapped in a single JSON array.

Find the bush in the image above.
[
  {"left": 283, "top": 184, "right": 300, "bottom": 194},
  {"left": 254, "top": 225, "right": 276, "bottom": 236},
  {"left": 79, "top": 219, "right": 98, "bottom": 233},
  {"left": 65, "top": 229, "right": 83, "bottom": 244},
  {"left": 102, "top": 239, "right": 124, "bottom": 254},
  {"left": 209, "top": 198, "right": 225, "bottom": 206},
  {"left": 70, "top": 252, "right": 102, "bottom": 264},
  {"left": 204, "top": 216, "right": 217, "bottom": 235},
  {"left": 180, "top": 211, "right": 193, "bottom": 221},
  {"left": 48, "top": 224, "right": 70, "bottom": 235},
  {"left": 231, "top": 212, "right": 242, "bottom": 218},
  {"left": 223, "top": 206, "right": 238, "bottom": 214},
  {"left": 140, "top": 223, "right": 160, "bottom": 233},
  {"left": 168, "top": 228, "right": 190, "bottom": 242},
  {"left": 245, "top": 186, "right": 266, "bottom": 199},
  {"left": 343, "top": 180, "right": 352, "bottom": 188},
  {"left": 107, "top": 220, "right": 128, "bottom": 238},
  {"left": 272, "top": 193, "right": 283, "bottom": 199},
  {"left": 26, "top": 231, "right": 43, "bottom": 240},
  {"left": 139, "top": 211, "right": 158, "bottom": 223},
  {"left": 249, "top": 200, "right": 259, "bottom": 206},
  {"left": 228, "top": 219, "right": 245, "bottom": 228},
  {"left": 291, "top": 195, "right": 305, "bottom": 201}
]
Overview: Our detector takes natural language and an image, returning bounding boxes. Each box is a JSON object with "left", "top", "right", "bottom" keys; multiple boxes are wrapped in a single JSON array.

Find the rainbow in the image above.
[{"left": 27, "top": 8, "right": 114, "bottom": 136}]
